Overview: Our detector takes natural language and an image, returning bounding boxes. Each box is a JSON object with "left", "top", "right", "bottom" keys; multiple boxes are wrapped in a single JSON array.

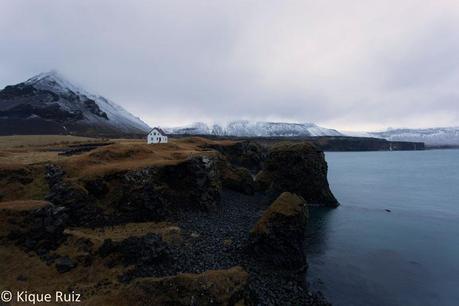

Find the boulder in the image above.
[
  {"left": 255, "top": 142, "right": 338, "bottom": 207},
  {"left": 249, "top": 192, "right": 308, "bottom": 269},
  {"left": 217, "top": 159, "right": 255, "bottom": 195}
]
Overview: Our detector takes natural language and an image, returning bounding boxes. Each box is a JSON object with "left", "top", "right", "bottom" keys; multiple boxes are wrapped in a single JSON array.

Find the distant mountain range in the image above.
[
  {"left": 165, "top": 121, "right": 343, "bottom": 137},
  {"left": 167, "top": 122, "right": 459, "bottom": 146},
  {"left": 367, "top": 127, "right": 459, "bottom": 146},
  {"left": 1, "top": 71, "right": 457, "bottom": 146},
  {"left": 0, "top": 71, "right": 150, "bottom": 136}
]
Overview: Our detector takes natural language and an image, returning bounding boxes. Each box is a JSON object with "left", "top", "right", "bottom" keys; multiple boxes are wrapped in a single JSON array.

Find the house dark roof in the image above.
[{"left": 148, "top": 127, "right": 167, "bottom": 136}]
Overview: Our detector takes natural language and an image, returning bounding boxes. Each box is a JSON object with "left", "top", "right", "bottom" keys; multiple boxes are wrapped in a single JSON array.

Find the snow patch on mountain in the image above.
[
  {"left": 166, "top": 120, "right": 343, "bottom": 137},
  {"left": 366, "top": 127, "right": 459, "bottom": 146},
  {"left": 24, "top": 71, "right": 150, "bottom": 133}
]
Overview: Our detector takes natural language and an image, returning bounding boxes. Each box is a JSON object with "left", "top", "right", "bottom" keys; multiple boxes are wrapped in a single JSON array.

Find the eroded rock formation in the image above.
[
  {"left": 250, "top": 192, "right": 308, "bottom": 269},
  {"left": 255, "top": 142, "right": 339, "bottom": 207}
]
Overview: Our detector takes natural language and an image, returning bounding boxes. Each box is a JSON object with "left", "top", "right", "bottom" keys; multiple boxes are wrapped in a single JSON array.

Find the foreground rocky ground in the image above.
[{"left": 0, "top": 136, "right": 336, "bottom": 305}]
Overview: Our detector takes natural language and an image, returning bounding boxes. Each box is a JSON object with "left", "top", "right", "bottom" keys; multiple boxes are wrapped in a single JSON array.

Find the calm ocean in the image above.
[{"left": 307, "top": 149, "right": 459, "bottom": 306}]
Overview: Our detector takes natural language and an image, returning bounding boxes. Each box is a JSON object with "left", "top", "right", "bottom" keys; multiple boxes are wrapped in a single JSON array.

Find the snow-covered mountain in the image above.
[
  {"left": 166, "top": 120, "right": 343, "bottom": 137},
  {"left": 0, "top": 71, "right": 150, "bottom": 136},
  {"left": 367, "top": 127, "right": 459, "bottom": 146}
]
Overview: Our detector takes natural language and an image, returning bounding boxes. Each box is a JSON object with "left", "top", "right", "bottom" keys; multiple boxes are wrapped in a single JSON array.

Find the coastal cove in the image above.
[{"left": 307, "top": 149, "right": 459, "bottom": 306}]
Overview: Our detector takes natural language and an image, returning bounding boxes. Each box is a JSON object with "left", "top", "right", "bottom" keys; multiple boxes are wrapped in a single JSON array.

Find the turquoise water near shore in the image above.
[{"left": 307, "top": 149, "right": 459, "bottom": 306}]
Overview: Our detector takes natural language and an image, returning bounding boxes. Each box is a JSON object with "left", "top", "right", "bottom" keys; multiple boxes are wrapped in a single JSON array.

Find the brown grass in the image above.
[
  {"left": 59, "top": 138, "right": 223, "bottom": 179},
  {"left": 65, "top": 222, "right": 182, "bottom": 245},
  {"left": 0, "top": 135, "right": 103, "bottom": 149},
  {"left": 85, "top": 266, "right": 248, "bottom": 306},
  {"left": 0, "top": 243, "right": 126, "bottom": 303},
  {"left": 0, "top": 200, "right": 50, "bottom": 211},
  {"left": 0, "top": 164, "right": 49, "bottom": 202}
]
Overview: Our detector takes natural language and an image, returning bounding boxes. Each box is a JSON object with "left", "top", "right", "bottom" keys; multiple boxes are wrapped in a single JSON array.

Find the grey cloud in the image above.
[{"left": 0, "top": 0, "right": 458, "bottom": 131}]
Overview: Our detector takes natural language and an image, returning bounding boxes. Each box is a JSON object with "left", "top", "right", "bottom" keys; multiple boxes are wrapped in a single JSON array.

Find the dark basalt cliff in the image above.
[
  {"left": 255, "top": 142, "right": 339, "bottom": 207},
  {"left": 1, "top": 139, "right": 334, "bottom": 305}
]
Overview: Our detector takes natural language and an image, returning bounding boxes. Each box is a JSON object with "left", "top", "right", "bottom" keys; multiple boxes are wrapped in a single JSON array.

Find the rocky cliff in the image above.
[{"left": 1, "top": 137, "right": 333, "bottom": 305}]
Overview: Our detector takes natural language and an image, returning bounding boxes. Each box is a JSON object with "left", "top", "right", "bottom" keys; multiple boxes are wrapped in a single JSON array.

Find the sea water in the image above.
[{"left": 307, "top": 149, "right": 459, "bottom": 306}]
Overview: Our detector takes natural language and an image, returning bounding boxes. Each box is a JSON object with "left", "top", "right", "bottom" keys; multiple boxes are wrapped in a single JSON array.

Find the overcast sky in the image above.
[{"left": 1, "top": 0, "right": 459, "bottom": 131}]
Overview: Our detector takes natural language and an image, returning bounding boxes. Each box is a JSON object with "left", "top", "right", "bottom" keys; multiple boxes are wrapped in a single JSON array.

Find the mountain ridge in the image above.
[
  {"left": 0, "top": 71, "right": 150, "bottom": 136},
  {"left": 367, "top": 126, "right": 459, "bottom": 146},
  {"left": 165, "top": 120, "right": 343, "bottom": 137}
]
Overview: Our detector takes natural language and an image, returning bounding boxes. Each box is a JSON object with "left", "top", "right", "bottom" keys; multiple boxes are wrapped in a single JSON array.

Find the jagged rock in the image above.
[
  {"left": 217, "top": 159, "right": 255, "bottom": 195},
  {"left": 250, "top": 192, "right": 308, "bottom": 269},
  {"left": 255, "top": 142, "right": 339, "bottom": 207},
  {"left": 98, "top": 233, "right": 169, "bottom": 267},
  {"left": 206, "top": 140, "right": 266, "bottom": 172},
  {"left": 46, "top": 181, "right": 88, "bottom": 207},
  {"left": 160, "top": 156, "right": 221, "bottom": 211},
  {"left": 10, "top": 204, "right": 69, "bottom": 253},
  {"left": 109, "top": 156, "right": 221, "bottom": 222},
  {"left": 109, "top": 266, "right": 253, "bottom": 306},
  {"left": 45, "top": 181, "right": 103, "bottom": 227},
  {"left": 55, "top": 256, "right": 77, "bottom": 273},
  {"left": 44, "top": 164, "right": 65, "bottom": 188}
]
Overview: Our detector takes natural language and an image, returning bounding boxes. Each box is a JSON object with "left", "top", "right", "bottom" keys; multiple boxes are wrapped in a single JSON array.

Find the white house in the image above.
[{"left": 147, "top": 127, "right": 168, "bottom": 144}]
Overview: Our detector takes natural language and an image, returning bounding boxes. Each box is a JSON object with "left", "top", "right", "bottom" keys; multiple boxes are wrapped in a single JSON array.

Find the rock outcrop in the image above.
[
  {"left": 217, "top": 158, "right": 255, "bottom": 195},
  {"left": 41, "top": 156, "right": 222, "bottom": 226},
  {"left": 249, "top": 192, "right": 308, "bottom": 269},
  {"left": 9, "top": 204, "right": 69, "bottom": 254},
  {"left": 109, "top": 156, "right": 221, "bottom": 223},
  {"left": 255, "top": 142, "right": 338, "bottom": 207},
  {"left": 206, "top": 140, "right": 266, "bottom": 172}
]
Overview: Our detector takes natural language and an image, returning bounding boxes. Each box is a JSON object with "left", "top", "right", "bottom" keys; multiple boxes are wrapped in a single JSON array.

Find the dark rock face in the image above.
[
  {"left": 160, "top": 156, "right": 221, "bottom": 211},
  {"left": 10, "top": 205, "right": 69, "bottom": 254},
  {"left": 255, "top": 142, "right": 339, "bottom": 207},
  {"left": 0, "top": 73, "right": 149, "bottom": 136},
  {"left": 206, "top": 141, "right": 266, "bottom": 172},
  {"left": 221, "top": 165, "right": 255, "bottom": 195},
  {"left": 44, "top": 164, "right": 104, "bottom": 227},
  {"left": 0, "top": 84, "right": 37, "bottom": 99},
  {"left": 45, "top": 181, "right": 103, "bottom": 227},
  {"left": 87, "top": 156, "right": 223, "bottom": 223},
  {"left": 217, "top": 159, "right": 255, "bottom": 195},
  {"left": 45, "top": 164, "right": 65, "bottom": 188},
  {"left": 83, "top": 99, "right": 108, "bottom": 119},
  {"left": 0, "top": 103, "right": 83, "bottom": 122},
  {"left": 249, "top": 192, "right": 308, "bottom": 269},
  {"left": 40, "top": 157, "right": 222, "bottom": 226}
]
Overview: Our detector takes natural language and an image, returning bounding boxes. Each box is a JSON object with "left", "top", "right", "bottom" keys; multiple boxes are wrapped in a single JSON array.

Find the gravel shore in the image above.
[{"left": 126, "top": 189, "right": 330, "bottom": 305}]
